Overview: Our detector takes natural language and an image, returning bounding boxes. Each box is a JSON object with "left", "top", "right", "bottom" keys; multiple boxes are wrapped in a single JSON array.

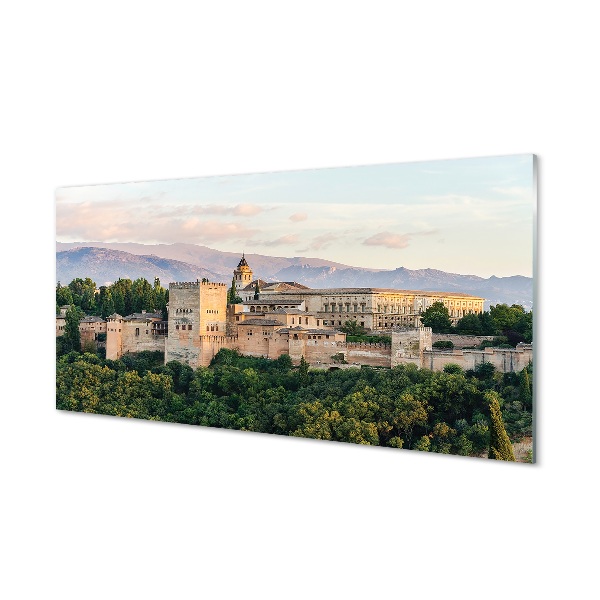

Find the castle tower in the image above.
[
  {"left": 165, "top": 281, "right": 228, "bottom": 367},
  {"left": 106, "top": 313, "right": 124, "bottom": 360},
  {"left": 233, "top": 253, "right": 253, "bottom": 287}
]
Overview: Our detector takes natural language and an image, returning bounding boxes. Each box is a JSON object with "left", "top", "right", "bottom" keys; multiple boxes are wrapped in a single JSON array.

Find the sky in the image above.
[{"left": 56, "top": 154, "right": 535, "bottom": 278}]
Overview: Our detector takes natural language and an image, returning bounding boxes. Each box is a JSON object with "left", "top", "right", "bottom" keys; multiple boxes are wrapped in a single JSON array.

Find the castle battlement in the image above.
[
  {"left": 169, "top": 281, "right": 227, "bottom": 289},
  {"left": 169, "top": 282, "right": 200, "bottom": 289},
  {"left": 347, "top": 342, "right": 391, "bottom": 349},
  {"left": 198, "top": 335, "right": 238, "bottom": 342}
]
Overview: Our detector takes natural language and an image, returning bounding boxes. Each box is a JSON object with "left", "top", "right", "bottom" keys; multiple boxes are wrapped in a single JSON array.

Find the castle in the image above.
[{"left": 58, "top": 255, "right": 531, "bottom": 372}]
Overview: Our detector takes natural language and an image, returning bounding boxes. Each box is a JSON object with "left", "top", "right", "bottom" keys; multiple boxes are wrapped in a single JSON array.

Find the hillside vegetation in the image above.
[{"left": 56, "top": 348, "right": 533, "bottom": 461}]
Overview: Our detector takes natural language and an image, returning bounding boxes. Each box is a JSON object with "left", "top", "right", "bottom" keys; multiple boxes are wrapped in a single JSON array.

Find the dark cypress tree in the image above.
[
  {"left": 254, "top": 280, "right": 260, "bottom": 300},
  {"left": 62, "top": 305, "right": 82, "bottom": 353},
  {"left": 519, "top": 367, "right": 533, "bottom": 410},
  {"left": 486, "top": 391, "right": 515, "bottom": 461},
  {"left": 228, "top": 277, "right": 241, "bottom": 304},
  {"left": 100, "top": 288, "right": 115, "bottom": 319},
  {"left": 298, "top": 356, "right": 310, "bottom": 387},
  {"left": 112, "top": 287, "right": 125, "bottom": 315}
]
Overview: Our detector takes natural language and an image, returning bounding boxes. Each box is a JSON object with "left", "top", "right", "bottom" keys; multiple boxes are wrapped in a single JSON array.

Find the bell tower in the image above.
[{"left": 234, "top": 253, "right": 253, "bottom": 287}]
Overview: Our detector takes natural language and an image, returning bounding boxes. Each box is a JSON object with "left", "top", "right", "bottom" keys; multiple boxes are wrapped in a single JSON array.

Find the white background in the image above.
[{"left": 1, "top": 2, "right": 598, "bottom": 598}]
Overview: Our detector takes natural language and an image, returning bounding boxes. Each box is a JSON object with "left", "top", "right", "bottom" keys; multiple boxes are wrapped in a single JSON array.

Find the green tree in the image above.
[
  {"left": 100, "top": 288, "right": 115, "bottom": 319},
  {"left": 228, "top": 277, "right": 242, "bottom": 304},
  {"left": 254, "top": 280, "right": 260, "bottom": 300},
  {"left": 455, "top": 312, "right": 483, "bottom": 335},
  {"left": 413, "top": 436, "right": 430, "bottom": 451},
  {"left": 56, "top": 282, "right": 73, "bottom": 308},
  {"left": 132, "top": 278, "right": 155, "bottom": 313},
  {"left": 420, "top": 301, "right": 453, "bottom": 333},
  {"left": 490, "top": 304, "right": 520, "bottom": 331},
  {"left": 112, "top": 278, "right": 133, "bottom": 315},
  {"left": 112, "top": 286, "right": 125, "bottom": 315},
  {"left": 432, "top": 340, "right": 454, "bottom": 349},
  {"left": 339, "top": 320, "right": 367, "bottom": 336},
  {"left": 487, "top": 391, "right": 515, "bottom": 461},
  {"left": 68, "top": 277, "right": 97, "bottom": 311},
  {"left": 478, "top": 311, "right": 497, "bottom": 335},
  {"left": 62, "top": 305, "right": 83, "bottom": 353},
  {"left": 298, "top": 356, "right": 309, "bottom": 387},
  {"left": 519, "top": 367, "right": 533, "bottom": 410},
  {"left": 153, "top": 277, "right": 168, "bottom": 318}
]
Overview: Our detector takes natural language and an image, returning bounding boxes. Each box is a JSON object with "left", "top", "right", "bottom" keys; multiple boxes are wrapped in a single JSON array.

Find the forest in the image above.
[
  {"left": 56, "top": 277, "right": 169, "bottom": 320},
  {"left": 56, "top": 348, "right": 533, "bottom": 462}
]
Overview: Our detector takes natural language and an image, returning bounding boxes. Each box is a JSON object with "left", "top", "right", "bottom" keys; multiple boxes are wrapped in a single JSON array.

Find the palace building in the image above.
[
  {"left": 232, "top": 254, "right": 485, "bottom": 330},
  {"left": 62, "top": 253, "right": 515, "bottom": 373}
]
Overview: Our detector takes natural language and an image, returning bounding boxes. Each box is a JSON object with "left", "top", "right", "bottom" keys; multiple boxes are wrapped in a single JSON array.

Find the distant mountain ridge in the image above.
[
  {"left": 56, "top": 247, "right": 221, "bottom": 287},
  {"left": 56, "top": 242, "right": 533, "bottom": 308},
  {"left": 55, "top": 241, "right": 359, "bottom": 280}
]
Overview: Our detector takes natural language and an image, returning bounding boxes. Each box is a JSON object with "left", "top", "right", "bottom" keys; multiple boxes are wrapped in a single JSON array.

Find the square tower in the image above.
[{"left": 165, "top": 281, "right": 227, "bottom": 367}]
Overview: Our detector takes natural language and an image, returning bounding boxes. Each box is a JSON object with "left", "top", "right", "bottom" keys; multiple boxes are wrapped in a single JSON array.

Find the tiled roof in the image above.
[
  {"left": 242, "top": 278, "right": 268, "bottom": 291},
  {"left": 237, "top": 318, "right": 285, "bottom": 327},
  {"left": 244, "top": 298, "right": 305, "bottom": 305},
  {"left": 266, "top": 288, "right": 485, "bottom": 299},
  {"left": 270, "top": 308, "right": 313, "bottom": 315},
  {"left": 242, "top": 280, "right": 310, "bottom": 292},
  {"left": 123, "top": 312, "right": 163, "bottom": 321},
  {"left": 80, "top": 316, "right": 106, "bottom": 323}
]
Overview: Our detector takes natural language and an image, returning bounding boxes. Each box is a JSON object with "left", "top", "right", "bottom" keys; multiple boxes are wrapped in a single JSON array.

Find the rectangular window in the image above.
[{"left": 135, "top": 327, "right": 140, "bottom": 336}]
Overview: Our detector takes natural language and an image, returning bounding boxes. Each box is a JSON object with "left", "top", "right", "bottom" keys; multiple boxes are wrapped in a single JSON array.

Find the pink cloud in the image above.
[
  {"left": 300, "top": 232, "right": 339, "bottom": 251},
  {"left": 263, "top": 233, "right": 300, "bottom": 246},
  {"left": 289, "top": 212, "right": 308, "bottom": 222},
  {"left": 56, "top": 202, "right": 258, "bottom": 244},
  {"left": 363, "top": 231, "right": 411, "bottom": 249},
  {"left": 232, "top": 204, "right": 263, "bottom": 216}
]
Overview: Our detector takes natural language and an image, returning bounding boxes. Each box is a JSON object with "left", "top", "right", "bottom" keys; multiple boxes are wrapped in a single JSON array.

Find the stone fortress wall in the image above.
[
  {"left": 62, "top": 255, "right": 531, "bottom": 374},
  {"left": 431, "top": 333, "right": 495, "bottom": 348},
  {"left": 106, "top": 312, "right": 166, "bottom": 360}
]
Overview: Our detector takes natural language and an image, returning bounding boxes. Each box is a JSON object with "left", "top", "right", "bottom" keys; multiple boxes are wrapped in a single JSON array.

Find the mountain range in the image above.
[{"left": 56, "top": 242, "right": 533, "bottom": 309}]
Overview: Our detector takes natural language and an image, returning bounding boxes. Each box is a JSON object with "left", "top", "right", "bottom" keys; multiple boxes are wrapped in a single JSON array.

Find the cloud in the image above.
[
  {"left": 179, "top": 203, "right": 264, "bottom": 217},
  {"left": 56, "top": 201, "right": 258, "bottom": 244},
  {"left": 363, "top": 231, "right": 411, "bottom": 249},
  {"left": 298, "top": 232, "right": 340, "bottom": 252},
  {"left": 289, "top": 212, "right": 308, "bottom": 222},
  {"left": 491, "top": 186, "right": 532, "bottom": 201},
  {"left": 261, "top": 233, "right": 300, "bottom": 247},
  {"left": 232, "top": 204, "right": 263, "bottom": 216}
]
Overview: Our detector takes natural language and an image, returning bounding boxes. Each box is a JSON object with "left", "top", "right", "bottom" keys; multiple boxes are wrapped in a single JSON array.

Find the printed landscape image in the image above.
[{"left": 56, "top": 155, "right": 535, "bottom": 462}]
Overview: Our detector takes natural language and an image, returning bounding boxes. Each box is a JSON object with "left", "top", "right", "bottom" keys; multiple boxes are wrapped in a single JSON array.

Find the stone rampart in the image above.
[
  {"left": 432, "top": 333, "right": 495, "bottom": 348},
  {"left": 197, "top": 335, "right": 238, "bottom": 367},
  {"left": 346, "top": 342, "right": 391, "bottom": 367},
  {"left": 422, "top": 344, "right": 533, "bottom": 373}
]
